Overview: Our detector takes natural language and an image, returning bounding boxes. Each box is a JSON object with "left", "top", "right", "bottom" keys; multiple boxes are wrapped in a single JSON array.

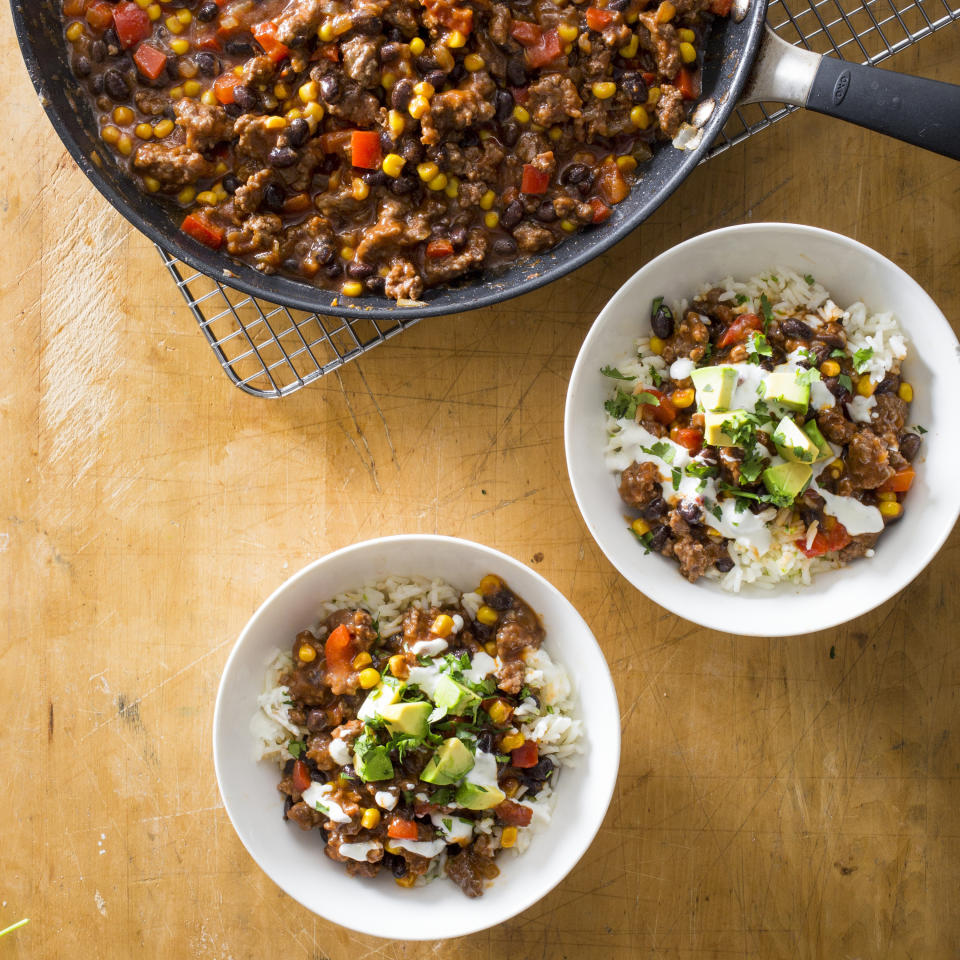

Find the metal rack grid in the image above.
[{"left": 160, "top": 0, "right": 958, "bottom": 398}]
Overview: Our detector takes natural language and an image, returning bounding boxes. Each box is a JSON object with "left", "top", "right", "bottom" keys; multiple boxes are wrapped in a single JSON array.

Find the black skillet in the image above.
[{"left": 11, "top": 0, "right": 960, "bottom": 322}]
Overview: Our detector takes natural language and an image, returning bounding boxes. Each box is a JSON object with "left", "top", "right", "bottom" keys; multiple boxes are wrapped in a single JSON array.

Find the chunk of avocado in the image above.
[
  {"left": 772, "top": 416, "right": 820, "bottom": 464},
  {"left": 357, "top": 676, "right": 404, "bottom": 722},
  {"left": 353, "top": 735, "right": 394, "bottom": 782},
  {"left": 761, "top": 461, "right": 812, "bottom": 502},
  {"left": 703, "top": 410, "right": 752, "bottom": 447},
  {"left": 802, "top": 419, "right": 834, "bottom": 462},
  {"left": 763, "top": 371, "right": 810, "bottom": 414},
  {"left": 377, "top": 700, "right": 433, "bottom": 738},
  {"left": 421, "top": 737, "right": 476, "bottom": 785},
  {"left": 455, "top": 781, "right": 506, "bottom": 811},
  {"left": 691, "top": 365, "right": 738, "bottom": 412},
  {"left": 432, "top": 675, "right": 480, "bottom": 717}
]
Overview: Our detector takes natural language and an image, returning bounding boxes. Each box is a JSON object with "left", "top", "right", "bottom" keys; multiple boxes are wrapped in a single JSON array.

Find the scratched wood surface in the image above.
[{"left": 2, "top": 11, "right": 959, "bottom": 957}]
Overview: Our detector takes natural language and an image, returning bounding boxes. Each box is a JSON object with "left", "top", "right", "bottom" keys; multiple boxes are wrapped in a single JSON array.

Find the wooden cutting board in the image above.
[{"left": 1, "top": 11, "right": 958, "bottom": 958}]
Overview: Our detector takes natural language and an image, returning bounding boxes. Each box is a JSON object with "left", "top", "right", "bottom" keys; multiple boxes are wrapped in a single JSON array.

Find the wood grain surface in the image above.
[{"left": 1, "top": 11, "right": 958, "bottom": 958}]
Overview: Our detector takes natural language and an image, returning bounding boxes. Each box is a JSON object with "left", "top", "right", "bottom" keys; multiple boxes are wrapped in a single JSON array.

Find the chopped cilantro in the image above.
[
  {"left": 431, "top": 787, "right": 454, "bottom": 805},
  {"left": 628, "top": 525, "right": 655, "bottom": 554},
  {"left": 641, "top": 441, "right": 674, "bottom": 464},
  {"left": 706, "top": 501, "right": 722, "bottom": 521},
  {"left": 804, "top": 274, "right": 816, "bottom": 285},
  {"left": 685, "top": 461, "right": 717, "bottom": 480},
  {"left": 746, "top": 331, "right": 773, "bottom": 364},
  {"left": 288, "top": 741, "right": 304, "bottom": 759},
  {"left": 700, "top": 343, "right": 714, "bottom": 363},
  {"left": 519, "top": 685, "right": 532, "bottom": 700},
  {"left": 601, "top": 365, "right": 636, "bottom": 381},
  {"left": 648, "top": 365, "right": 663, "bottom": 387},
  {"left": 916, "top": 425, "right": 928, "bottom": 434},
  {"left": 796, "top": 367, "right": 821, "bottom": 387},
  {"left": 650, "top": 296, "right": 672, "bottom": 323},
  {"left": 739, "top": 450, "right": 766, "bottom": 485},
  {"left": 671, "top": 466, "right": 682, "bottom": 488},
  {"left": 735, "top": 293, "right": 749, "bottom": 305},
  {"left": 852, "top": 347, "right": 874, "bottom": 373},
  {"left": 719, "top": 482, "right": 793, "bottom": 510},
  {"left": 442, "top": 817, "right": 453, "bottom": 831},
  {"left": 838, "top": 373, "right": 853, "bottom": 393},
  {"left": 604, "top": 387, "right": 640, "bottom": 420},
  {"left": 635, "top": 391, "right": 660, "bottom": 406},
  {"left": 830, "top": 348, "right": 846, "bottom": 358},
  {"left": 759, "top": 293, "right": 774, "bottom": 331},
  {"left": 496, "top": 753, "right": 511, "bottom": 763}
]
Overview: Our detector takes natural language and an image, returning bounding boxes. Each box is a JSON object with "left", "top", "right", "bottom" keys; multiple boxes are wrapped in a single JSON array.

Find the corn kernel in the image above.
[
  {"left": 381, "top": 71, "right": 397, "bottom": 90},
  {"left": 177, "top": 8, "right": 192, "bottom": 23},
  {"left": 111, "top": 106, "right": 133, "bottom": 126},
  {"left": 879, "top": 500, "right": 903, "bottom": 519},
  {"left": 409, "top": 37, "right": 426, "bottom": 55},
  {"left": 413, "top": 81, "right": 435, "bottom": 98},
  {"left": 592, "top": 81, "right": 616, "bottom": 100},
  {"left": 169, "top": 85, "right": 184, "bottom": 99},
  {"left": 183, "top": 79, "right": 201, "bottom": 97},
  {"left": 877, "top": 491, "right": 898, "bottom": 502},
  {"left": 484, "top": 211, "right": 499, "bottom": 228},
  {"left": 487, "top": 700, "right": 512, "bottom": 725},
  {"left": 479, "top": 189, "right": 496, "bottom": 210},
  {"left": 679, "top": 41, "right": 697, "bottom": 63},
  {"left": 483, "top": 640, "right": 498, "bottom": 657},
  {"left": 358, "top": 667, "right": 381, "bottom": 688},
  {"left": 351, "top": 177, "right": 369, "bottom": 201},
  {"left": 898, "top": 382, "right": 913, "bottom": 402},
  {"left": 671, "top": 387, "right": 695, "bottom": 408},
  {"left": 500, "top": 826, "right": 518, "bottom": 848},
  {"left": 678, "top": 27, "right": 696, "bottom": 41},
  {"left": 829, "top": 458, "right": 845, "bottom": 476},
  {"left": 630, "top": 105, "right": 650, "bottom": 129},
  {"left": 427, "top": 172, "right": 448, "bottom": 192},
  {"left": 170, "top": 37, "right": 189, "bottom": 55},
  {"left": 431, "top": 614, "right": 455, "bottom": 638},
  {"left": 479, "top": 574, "right": 502, "bottom": 594},
  {"left": 66, "top": 21, "right": 84, "bottom": 42},
  {"left": 445, "top": 29, "right": 467, "bottom": 47},
  {"left": 195, "top": 189, "right": 218, "bottom": 205},
  {"left": 273, "top": 83, "right": 290, "bottom": 101},
  {"left": 618, "top": 34, "right": 638, "bottom": 58},
  {"left": 340, "top": 245, "right": 355, "bottom": 260},
  {"left": 177, "top": 186, "right": 196, "bottom": 204},
  {"left": 512, "top": 104, "right": 530, "bottom": 123},
  {"left": 201, "top": 89, "right": 218, "bottom": 106},
  {"left": 476, "top": 605, "right": 499, "bottom": 626},
  {"left": 388, "top": 654, "right": 409, "bottom": 679},
  {"left": 649, "top": 335, "right": 665, "bottom": 355},
  {"left": 143, "top": 175, "right": 160, "bottom": 193},
  {"left": 464, "top": 53, "right": 485, "bottom": 71},
  {"left": 558, "top": 22, "right": 578, "bottom": 41},
  {"left": 616, "top": 154, "right": 638, "bottom": 173},
  {"left": 387, "top": 109, "right": 406, "bottom": 136},
  {"left": 631, "top": 517, "right": 651, "bottom": 537},
  {"left": 548, "top": 125, "right": 562, "bottom": 141},
  {"left": 856, "top": 376, "right": 875, "bottom": 398},
  {"left": 146, "top": 3, "right": 160, "bottom": 19},
  {"left": 626, "top": 9, "right": 638, "bottom": 21},
  {"left": 117, "top": 134, "right": 133, "bottom": 156},
  {"left": 382, "top": 152, "right": 405, "bottom": 177},
  {"left": 656, "top": 0, "right": 676, "bottom": 21},
  {"left": 100, "top": 123, "right": 121, "bottom": 145},
  {"left": 304, "top": 101, "right": 325, "bottom": 123},
  {"left": 501, "top": 732, "right": 525, "bottom": 752},
  {"left": 560, "top": 219, "right": 576, "bottom": 232},
  {"left": 647, "top": 86, "right": 661, "bottom": 106},
  {"left": 361, "top": 808, "right": 381, "bottom": 830},
  {"left": 214, "top": 161, "right": 228, "bottom": 175},
  {"left": 352, "top": 651, "right": 373, "bottom": 669},
  {"left": 395, "top": 873, "right": 417, "bottom": 888},
  {"left": 165, "top": 14, "right": 184, "bottom": 33},
  {"left": 298, "top": 643, "right": 316, "bottom": 663},
  {"left": 417, "top": 161, "right": 439, "bottom": 181},
  {"left": 265, "top": 115, "right": 287, "bottom": 130},
  {"left": 408, "top": 95, "right": 430, "bottom": 119},
  {"left": 318, "top": 21, "right": 335, "bottom": 42},
  {"left": 820, "top": 359, "right": 841, "bottom": 377},
  {"left": 444, "top": 176, "right": 459, "bottom": 198}
]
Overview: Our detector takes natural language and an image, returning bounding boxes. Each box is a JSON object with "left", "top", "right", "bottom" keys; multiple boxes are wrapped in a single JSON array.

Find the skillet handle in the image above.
[{"left": 805, "top": 57, "right": 960, "bottom": 161}]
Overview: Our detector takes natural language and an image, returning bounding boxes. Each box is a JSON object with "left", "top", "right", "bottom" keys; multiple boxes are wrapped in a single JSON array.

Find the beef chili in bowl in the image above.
[
  {"left": 253, "top": 573, "right": 582, "bottom": 898},
  {"left": 61, "top": 0, "right": 730, "bottom": 303},
  {"left": 214, "top": 535, "right": 620, "bottom": 938},
  {"left": 565, "top": 223, "right": 960, "bottom": 636}
]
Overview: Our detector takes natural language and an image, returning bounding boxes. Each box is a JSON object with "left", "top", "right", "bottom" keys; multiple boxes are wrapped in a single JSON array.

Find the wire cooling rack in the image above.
[{"left": 160, "top": 0, "right": 959, "bottom": 398}]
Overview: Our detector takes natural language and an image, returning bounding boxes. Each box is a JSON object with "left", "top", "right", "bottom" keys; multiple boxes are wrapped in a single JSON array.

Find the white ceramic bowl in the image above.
[
  {"left": 213, "top": 535, "right": 620, "bottom": 940},
  {"left": 565, "top": 223, "right": 960, "bottom": 637}
]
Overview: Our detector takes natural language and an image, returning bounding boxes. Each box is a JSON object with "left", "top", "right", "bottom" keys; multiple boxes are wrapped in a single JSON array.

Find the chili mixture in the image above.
[{"left": 62, "top": 0, "right": 728, "bottom": 301}]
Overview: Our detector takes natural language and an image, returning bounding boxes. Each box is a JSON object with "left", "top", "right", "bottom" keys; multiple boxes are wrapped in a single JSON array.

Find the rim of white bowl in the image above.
[
  {"left": 212, "top": 534, "right": 621, "bottom": 939},
  {"left": 564, "top": 222, "right": 960, "bottom": 636}
]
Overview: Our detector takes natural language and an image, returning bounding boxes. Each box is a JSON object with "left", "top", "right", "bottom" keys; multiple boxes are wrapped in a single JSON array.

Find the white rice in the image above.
[{"left": 602, "top": 267, "right": 908, "bottom": 592}]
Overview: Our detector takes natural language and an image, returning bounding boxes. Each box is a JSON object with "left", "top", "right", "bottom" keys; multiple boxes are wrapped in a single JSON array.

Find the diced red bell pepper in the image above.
[
  {"left": 673, "top": 427, "right": 703, "bottom": 455},
  {"left": 585, "top": 6, "right": 615, "bottom": 30},
  {"left": 213, "top": 72, "right": 243, "bottom": 105},
  {"left": 426, "top": 238, "right": 455, "bottom": 259},
  {"left": 350, "top": 130, "right": 382, "bottom": 170},
  {"left": 795, "top": 519, "right": 851, "bottom": 558},
  {"left": 85, "top": 1, "right": 115, "bottom": 30},
  {"left": 62, "top": 0, "right": 86, "bottom": 18},
  {"left": 637, "top": 387, "right": 677, "bottom": 425},
  {"left": 324, "top": 624, "right": 354, "bottom": 670},
  {"left": 291, "top": 759, "right": 311, "bottom": 794},
  {"left": 196, "top": 34, "right": 223, "bottom": 52},
  {"left": 510, "top": 19, "right": 543, "bottom": 46},
  {"left": 318, "top": 43, "right": 340, "bottom": 62},
  {"left": 133, "top": 42, "right": 168, "bottom": 81},
  {"left": 495, "top": 800, "right": 533, "bottom": 826},
  {"left": 709, "top": 0, "right": 733, "bottom": 15},
  {"left": 520, "top": 164, "right": 551, "bottom": 195},
  {"left": 718, "top": 313, "right": 762, "bottom": 348},
  {"left": 510, "top": 85, "right": 529, "bottom": 105},
  {"left": 589, "top": 197, "right": 612, "bottom": 223},
  {"left": 251, "top": 20, "right": 290, "bottom": 63},
  {"left": 181, "top": 213, "right": 224, "bottom": 250},
  {"left": 510, "top": 740, "right": 539, "bottom": 768},
  {"left": 676, "top": 66, "right": 701, "bottom": 101},
  {"left": 598, "top": 160, "right": 630, "bottom": 205},
  {"left": 878, "top": 468, "right": 915, "bottom": 494},
  {"left": 642, "top": 71, "right": 658, "bottom": 84},
  {"left": 387, "top": 818, "right": 419, "bottom": 840},
  {"left": 526, "top": 28, "right": 562, "bottom": 68},
  {"left": 112, "top": 1, "right": 151, "bottom": 48}
]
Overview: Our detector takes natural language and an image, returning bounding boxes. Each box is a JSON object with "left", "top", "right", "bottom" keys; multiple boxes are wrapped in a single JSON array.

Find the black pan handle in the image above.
[
  {"left": 805, "top": 57, "right": 960, "bottom": 161},
  {"left": 740, "top": 27, "right": 960, "bottom": 161}
]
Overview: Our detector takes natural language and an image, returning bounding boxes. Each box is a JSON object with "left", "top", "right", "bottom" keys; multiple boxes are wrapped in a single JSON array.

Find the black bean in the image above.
[
  {"left": 224, "top": 102, "right": 242, "bottom": 118},
  {"left": 874, "top": 372, "right": 900, "bottom": 395},
  {"left": 389, "top": 175, "right": 417, "bottom": 195},
  {"left": 262, "top": 182, "right": 286, "bottom": 213},
  {"left": 899, "top": 432, "right": 922, "bottom": 462},
  {"left": 226, "top": 40, "right": 256, "bottom": 57},
  {"left": 809, "top": 341, "right": 831, "bottom": 366},
  {"left": 780, "top": 317, "right": 814, "bottom": 340},
  {"left": 365, "top": 275, "right": 386, "bottom": 293},
  {"left": 361, "top": 170, "right": 388, "bottom": 187},
  {"left": 195, "top": 51, "right": 219, "bottom": 76},
  {"left": 380, "top": 41, "right": 402, "bottom": 63},
  {"left": 500, "top": 121, "right": 520, "bottom": 147},
  {"left": 535, "top": 200, "right": 557, "bottom": 223},
  {"left": 325, "top": 261, "right": 344, "bottom": 279},
  {"left": 562, "top": 162, "right": 590, "bottom": 185},
  {"left": 389, "top": 854, "right": 408, "bottom": 878},
  {"left": 477, "top": 731, "right": 495, "bottom": 753},
  {"left": 287, "top": 117, "right": 310, "bottom": 147},
  {"left": 576, "top": 175, "right": 595, "bottom": 196},
  {"left": 282, "top": 795, "right": 293, "bottom": 820},
  {"left": 102, "top": 26, "right": 119, "bottom": 52},
  {"left": 715, "top": 556, "right": 735, "bottom": 573},
  {"left": 315, "top": 242, "right": 336, "bottom": 266},
  {"left": 644, "top": 496, "right": 668, "bottom": 520},
  {"left": 425, "top": 69, "right": 446, "bottom": 90},
  {"left": 222, "top": 174, "right": 242, "bottom": 194},
  {"left": 651, "top": 303, "right": 674, "bottom": 339},
  {"left": 492, "top": 237, "right": 517, "bottom": 256},
  {"left": 501, "top": 200, "right": 524, "bottom": 230},
  {"left": 449, "top": 62, "right": 466, "bottom": 84},
  {"left": 103, "top": 68, "right": 129, "bottom": 102},
  {"left": 609, "top": 0, "right": 630, "bottom": 9},
  {"left": 391, "top": 78, "right": 414, "bottom": 112},
  {"left": 197, "top": 0, "right": 219, "bottom": 21},
  {"left": 90, "top": 39, "right": 106, "bottom": 63},
  {"left": 233, "top": 85, "right": 259, "bottom": 111},
  {"left": 282, "top": 758, "right": 296, "bottom": 775},
  {"left": 677, "top": 501, "right": 701, "bottom": 524},
  {"left": 650, "top": 524, "right": 671, "bottom": 551},
  {"left": 449, "top": 225, "right": 467, "bottom": 249},
  {"left": 319, "top": 73, "right": 342, "bottom": 103},
  {"left": 415, "top": 55, "right": 438, "bottom": 74},
  {"left": 386, "top": 26, "right": 404, "bottom": 41},
  {"left": 493, "top": 90, "right": 514, "bottom": 124},
  {"left": 506, "top": 56, "right": 527, "bottom": 87},
  {"left": 356, "top": 15, "right": 382, "bottom": 34},
  {"left": 347, "top": 261, "right": 374, "bottom": 280},
  {"left": 269, "top": 146, "right": 298, "bottom": 168},
  {"left": 487, "top": 589, "right": 514, "bottom": 611},
  {"left": 823, "top": 375, "right": 851, "bottom": 402},
  {"left": 90, "top": 74, "right": 104, "bottom": 95},
  {"left": 74, "top": 56, "right": 92, "bottom": 78},
  {"left": 460, "top": 128, "right": 479, "bottom": 148}
]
